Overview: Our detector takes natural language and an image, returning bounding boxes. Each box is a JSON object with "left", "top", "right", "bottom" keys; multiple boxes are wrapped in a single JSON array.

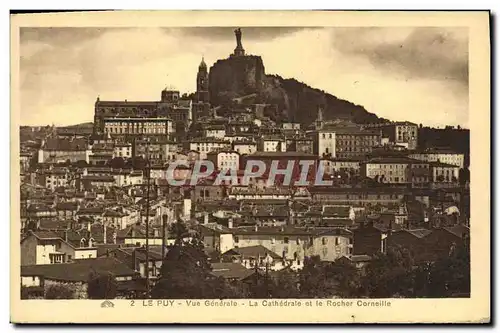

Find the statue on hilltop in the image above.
[{"left": 232, "top": 28, "right": 245, "bottom": 57}]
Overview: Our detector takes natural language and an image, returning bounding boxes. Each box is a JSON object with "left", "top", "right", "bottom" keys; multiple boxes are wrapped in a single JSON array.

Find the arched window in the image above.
[{"left": 80, "top": 238, "right": 86, "bottom": 248}]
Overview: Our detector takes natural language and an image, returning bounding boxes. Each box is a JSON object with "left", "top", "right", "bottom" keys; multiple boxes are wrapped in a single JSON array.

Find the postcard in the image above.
[{"left": 10, "top": 10, "right": 490, "bottom": 324}]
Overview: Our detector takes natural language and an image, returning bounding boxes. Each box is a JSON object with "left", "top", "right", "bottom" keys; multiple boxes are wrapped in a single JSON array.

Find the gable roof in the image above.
[
  {"left": 210, "top": 263, "right": 254, "bottom": 280},
  {"left": 222, "top": 245, "right": 282, "bottom": 260},
  {"left": 21, "top": 258, "right": 137, "bottom": 282}
]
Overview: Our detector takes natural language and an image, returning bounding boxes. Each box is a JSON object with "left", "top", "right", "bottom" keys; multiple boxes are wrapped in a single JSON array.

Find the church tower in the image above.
[{"left": 196, "top": 57, "right": 209, "bottom": 103}]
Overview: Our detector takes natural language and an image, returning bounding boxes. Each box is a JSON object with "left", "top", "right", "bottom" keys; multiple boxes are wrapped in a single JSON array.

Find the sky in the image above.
[{"left": 19, "top": 26, "right": 469, "bottom": 127}]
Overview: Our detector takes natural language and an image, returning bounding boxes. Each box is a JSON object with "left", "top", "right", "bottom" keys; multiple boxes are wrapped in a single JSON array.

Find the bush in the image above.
[{"left": 45, "top": 284, "right": 75, "bottom": 299}]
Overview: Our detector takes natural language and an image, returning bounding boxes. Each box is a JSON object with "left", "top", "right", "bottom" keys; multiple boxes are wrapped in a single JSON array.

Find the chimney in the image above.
[
  {"left": 254, "top": 225, "right": 258, "bottom": 232},
  {"left": 228, "top": 218, "right": 233, "bottom": 229}
]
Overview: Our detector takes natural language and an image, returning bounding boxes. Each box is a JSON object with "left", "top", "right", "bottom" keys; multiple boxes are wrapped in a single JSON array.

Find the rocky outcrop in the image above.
[{"left": 208, "top": 55, "right": 382, "bottom": 125}]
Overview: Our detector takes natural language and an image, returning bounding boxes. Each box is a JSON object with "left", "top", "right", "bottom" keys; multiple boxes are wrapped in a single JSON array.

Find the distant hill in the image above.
[
  {"left": 208, "top": 55, "right": 384, "bottom": 125},
  {"left": 58, "top": 122, "right": 94, "bottom": 129}
]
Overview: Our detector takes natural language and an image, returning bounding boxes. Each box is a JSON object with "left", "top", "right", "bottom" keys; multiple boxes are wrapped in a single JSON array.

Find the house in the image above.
[
  {"left": 103, "top": 209, "right": 131, "bottom": 230},
  {"left": 320, "top": 205, "right": 356, "bottom": 227},
  {"left": 231, "top": 226, "right": 353, "bottom": 263},
  {"left": 362, "top": 121, "right": 418, "bottom": 150},
  {"left": 113, "top": 142, "right": 133, "bottom": 159},
  {"left": 320, "top": 157, "right": 362, "bottom": 175},
  {"left": 430, "top": 162, "right": 460, "bottom": 188},
  {"left": 203, "top": 124, "right": 226, "bottom": 139},
  {"left": 117, "top": 224, "right": 163, "bottom": 246},
  {"left": 409, "top": 148, "right": 465, "bottom": 168},
  {"left": 336, "top": 254, "right": 372, "bottom": 270},
  {"left": 184, "top": 137, "right": 231, "bottom": 160},
  {"left": 352, "top": 221, "right": 386, "bottom": 256},
  {"left": 37, "top": 137, "right": 91, "bottom": 164},
  {"left": 80, "top": 175, "right": 115, "bottom": 190},
  {"left": 222, "top": 245, "right": 287, "bottom": 271},
  {"left": 99, "top": 246, "right": 164, "bottom": 280},
  {"left": 20, "top": 230, "right": 98, "bottom": 265},
  {"left": 232, "top": 140, "right": 257, "bottom": 155},
  {"left": 386, "top": 226, "right": 469, "bottom": 263},
  {"left": 207, "top": 150, "right": 240, "bottom": 171},
  {"left": 55, "top": 201, "right": 79, "bottom": 219},
  {"left": 36, "top": 167, "right": 71, "bottom": 191},
  {"left": 21, "top": 257, "right": 138, "bottom": 299},
  {"left": 334, "top": 127, "right": 381, "bottom": 158},
  {"left": 257, "top": 135, "right": 285, "bottom": 153},
  {"left": 210, "top": 262, "right": 254, "bottom": 282},
  {"left": 198, "top": 222, "right": 234, "bottom": 254}
]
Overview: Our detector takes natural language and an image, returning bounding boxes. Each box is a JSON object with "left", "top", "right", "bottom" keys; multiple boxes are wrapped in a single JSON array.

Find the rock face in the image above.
[
  {"left": 208, "top": 55, "right": 266, "bottom": 106},
  {"left": 208, "top": 55, "right": 382, "bottom": 125}
]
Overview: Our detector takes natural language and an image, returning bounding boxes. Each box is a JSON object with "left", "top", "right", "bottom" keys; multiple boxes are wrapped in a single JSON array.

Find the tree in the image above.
[
  {"left": 45, "top": 284, "right": 75, "bottom": 299},
  {"left": 329, "top": 260, "right": 363, "bottom": 298},
  {"left": 426, "top": 244, "right": 470, "bottom": 297},
  {"left": 109, "top": 157, "right": 126, "bottom": 169},
  {"left": 361, "top": 246, "right": 415, "bottom": 298},
  {"left": 152, "top": 221, "right": 217, "bottom": 298},
  {"left": 74, "top": 160, "right": 88, "bottom": 168},
  {"left": 87, "top": 271, "right": 118, "bottom": 299},
  {"left": 297, "top": 256, "right": 338, "bottom": 298}
]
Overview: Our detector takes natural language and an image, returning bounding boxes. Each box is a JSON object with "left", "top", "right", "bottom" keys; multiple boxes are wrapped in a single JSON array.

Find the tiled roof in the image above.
[
  {"left": 210, "top": 263, "right": 254, "bottom": 280},
  {"left": 223, "top": 245, "right": 281, "bottom": 260},
  {"left": 406, "top": 229, "right": 433, "bottom": 239},
  {"left": 21, "top": 258, "right": 137, "bottom": 282},
  {"left": 322, "top": 205, "right": 351, "bottom": 217},
  {"left": 43, "top": 137, "right": 88, "bottom": 151}
]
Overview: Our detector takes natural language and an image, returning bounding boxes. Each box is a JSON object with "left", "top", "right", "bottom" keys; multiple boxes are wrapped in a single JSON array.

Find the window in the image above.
[
  {"left": 322, "top": 237, "right": 327, "bottom": 245},
  {"left": 234, "top": 236, "right": 239, "bottom": 243},
  {"left": 335, "top": 237, "right": 340, "bottom": 246},
  {"left": 284, "top": 237, "right": 289, "bottom": 244}
]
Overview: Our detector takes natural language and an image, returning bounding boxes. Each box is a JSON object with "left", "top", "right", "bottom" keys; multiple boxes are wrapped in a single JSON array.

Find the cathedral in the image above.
[{"left": 92, "top": 28, "right": 250, "bottom": 139}]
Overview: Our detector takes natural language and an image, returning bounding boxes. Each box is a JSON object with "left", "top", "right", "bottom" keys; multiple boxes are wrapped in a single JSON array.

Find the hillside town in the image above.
[{"left": 19, "top": 28, "right": 471, "bottom": 300}]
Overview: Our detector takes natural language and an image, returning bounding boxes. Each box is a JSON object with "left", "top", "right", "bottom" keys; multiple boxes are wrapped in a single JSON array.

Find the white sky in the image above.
[{"left": 19, "top": 27, "right": 469, "bottom": 127}]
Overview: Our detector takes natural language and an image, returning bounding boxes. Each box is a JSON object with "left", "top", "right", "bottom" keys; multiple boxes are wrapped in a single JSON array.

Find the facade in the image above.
[
  {"left": 102, "top": 117, "right": 174, "bottom": 137},
  {"left": 21, "top": 231, "right": 97, "bottom": 265},
  {"left": 231, "top": 226, "right": 353, "bottom": 262},
  {"left": 363, "top": 121, "right": 418, "bottom": 150},
  {"left": 430, "top": 162, "right": 460, "bottom": 186},
  {"left": 38, "top": 138, "right": 91, "bottom": 164},
  {"left": 184, "top": 138, "right": 231, "bottom": 160},
  {"left": 232, "top": 141, "right": 257, "bottom": 155},
  {"left": 409, "top": 149, "right": 465, "bottom": 168},
  {"left": 314, "top": 130, "right": 336, "bottom": 158},
  {"left": 258, "top": 136, "right": 286, "bottom": 153},
  {"left": 206, "top": 150, "right": 240, "bottom": 170},
  {"left": 320, "top": 157, "right": 362, "bottom": 175},
  {"left": 361, "top": 157, "right": 415, "bottom": 184},
  {"left": 334, "top": 128, "right": 381, "bottom": 158},
  {"left": 113, "top": 143, "right": 133, "bottom": 159}
]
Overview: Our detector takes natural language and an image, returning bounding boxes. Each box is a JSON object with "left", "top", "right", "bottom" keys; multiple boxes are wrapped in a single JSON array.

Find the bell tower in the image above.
[{"left": 196, "top": 57, "right": 209, "bottom": 103}]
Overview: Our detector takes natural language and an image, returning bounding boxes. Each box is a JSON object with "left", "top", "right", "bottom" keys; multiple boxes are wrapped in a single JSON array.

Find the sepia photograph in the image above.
[{"left": 10, "top": 10, "right": 490, "bottom": 324}]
